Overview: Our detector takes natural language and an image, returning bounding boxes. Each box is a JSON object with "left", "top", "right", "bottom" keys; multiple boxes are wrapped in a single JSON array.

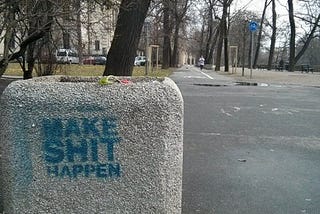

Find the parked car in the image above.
[
  {"left": 93, "top": 56, "right": 107, "bottom": 65},
  {"left": 134, "top": 56, "right": 146, "bottom": 66},
  {"left": 83, "top": 56, "right": 95, "bottom": 64},
  {"left": 56, "top": 49, "right": 79, "bottom": 64},
  {"left": 83, "top": 56, "right": 106, "bottom": 65}
]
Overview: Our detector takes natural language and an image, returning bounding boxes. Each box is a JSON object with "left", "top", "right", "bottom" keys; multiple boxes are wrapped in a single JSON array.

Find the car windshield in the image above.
[
  {"left": 136, "top": 56, "right": 145, "bottom": 60},
  {"left": 57, "top": 51, "right": 67, "bottom": 56},
  {"left": 68, "top": 51, "right": 78, "bottom": 57}
]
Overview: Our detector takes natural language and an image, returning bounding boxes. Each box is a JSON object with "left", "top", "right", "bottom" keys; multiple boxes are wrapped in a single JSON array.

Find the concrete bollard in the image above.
[{"left": 0, "top": 76, "right": 183, "bottom": 213}]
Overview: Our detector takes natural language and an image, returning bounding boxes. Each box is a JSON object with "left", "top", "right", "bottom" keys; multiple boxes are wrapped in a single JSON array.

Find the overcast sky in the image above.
[{"left": 232, "top": 0, "right": 289, "bottom": 17}]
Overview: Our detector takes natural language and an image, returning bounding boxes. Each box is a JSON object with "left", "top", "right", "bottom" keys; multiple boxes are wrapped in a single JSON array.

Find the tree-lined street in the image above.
[{"left": 1, "top": 0, "right": 320, "bottom": 78}]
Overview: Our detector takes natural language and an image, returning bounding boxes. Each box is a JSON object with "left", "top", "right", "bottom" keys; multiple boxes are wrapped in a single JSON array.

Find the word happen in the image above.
[{"left": 42, "top": 117, "right": 122, "bottom": 179}]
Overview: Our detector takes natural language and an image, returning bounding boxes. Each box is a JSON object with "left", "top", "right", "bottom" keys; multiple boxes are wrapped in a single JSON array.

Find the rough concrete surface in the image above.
[{"left": 0, "top": 76, "right": 184, "bottom": 214}]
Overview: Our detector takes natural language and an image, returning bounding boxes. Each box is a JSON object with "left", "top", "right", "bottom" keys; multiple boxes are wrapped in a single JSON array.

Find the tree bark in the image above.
[
  {"left": 0, "top": 1, "right": 53, "bottom": 79},
  {"left": 253, "top": 0, "right": 270, "bottom": 68},
  {"left": 215, "top": 0, "right": 231, "bottom": 72},
  {"left": 267, "top": 0, "right": 276, "bottom": 70},
  {"left": 199, "top": 19, "right": 205, "bottom": 56},
  {"left": 75, "top": 0, "right": 83, "bottom": 65},
  {"left": 104, "top": 0, "right": 151, "bottom": 76},
  {"left": 205, "top": 7, "right": 214, "bottom": 62},
  {"left": 288, "top": 0, "right": 296, "bottom": 72},
  {"left": 172, "top": 22, "right": 180, "bottom": 67},
  {"left": 0, "top": 1, "right": 18, "bottom": 77},
  {"left": 223, "top": 18, "right": 229, "bottom": 72},
  {"left": 208, "top": 27, "right": 219, "bottom": 64},
  {"left": 162, "top": 0, "right": 171, "bottom": 69},
  {"left": 215, "top": 20, "right": 223, "bottom": 71},
  {"left": 294, "top": 14, "right": 320, "bottom": 63},
  {"left": 171, "top": 0, "right": 189, "bottom": 67}
]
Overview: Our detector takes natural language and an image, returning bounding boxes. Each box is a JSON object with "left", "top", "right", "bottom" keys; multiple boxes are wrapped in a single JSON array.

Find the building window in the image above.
[{"left": 95, "top": 40, "right": 100, "bottom": 51}]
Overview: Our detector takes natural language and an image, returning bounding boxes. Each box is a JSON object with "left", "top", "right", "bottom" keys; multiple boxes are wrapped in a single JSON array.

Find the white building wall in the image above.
[{"left": 81, "top": 5, "right": 117, "bottom": 56}]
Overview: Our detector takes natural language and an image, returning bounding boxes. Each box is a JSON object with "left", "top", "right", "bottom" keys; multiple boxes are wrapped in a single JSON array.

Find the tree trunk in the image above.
[
  {"left": 223, "top": 24, "right": 229, "bottom": 72},
  {"left": 172, "top": 22, "right": 180, "bottom": 67},
  {"left": 0, "top": 1, "right": 17, "bottom": 77},
  {"left": 162, "top": 0, "right": 171, "bottom": 69},
  {"left": 215, "top": 0, "right": 229, "bottom": 72},
  {"left": 253, "top": 0, "right": 270, "bottom": 68},
  {"left": 267, "top": 0, "right": 276, "bottom": 70},
  {"left": 0, "top": 0, "right": 53, "bottom": 79},
  {"left": 75, "top": 0, "right": 83, "bottom": 65},
  {"left": 224, "top": 6, "right": 230, "bottom": 72},
  {"left": 215, "top": 20, "right": 223, "bottom": 71},
  {"left": 288, "top": 0, "right": 296, "bottom": 72},
  {"left": 204, "top": 8, "right": 214, "bottom": 62},
  {"left": 294, "top": 13, "right": 320, "bottom": 63},
  {"left": 208, "top": 27, "right": 219, "bottom": 65},
  {"left": 104, "top": 0, "right": 151, "bottom": 76},
  {"left": 199, "top": 19, "right": 205, "bottom": 56},
  {"left": 87, "top": 0, "right": 92, "bottom": 55},
  {"left": 25, "top": 41, "right": 35, "bottom": 79}
]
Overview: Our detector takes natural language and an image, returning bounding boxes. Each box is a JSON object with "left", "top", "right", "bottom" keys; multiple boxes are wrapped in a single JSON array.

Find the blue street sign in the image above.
[{"left": 249, "top": 21, "right": 258, "bottom": 32}]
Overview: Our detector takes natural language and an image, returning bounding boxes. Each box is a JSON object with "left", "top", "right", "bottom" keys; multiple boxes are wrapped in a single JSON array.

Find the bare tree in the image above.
[
  {"left": 103, "top": 0, "right": 151, "bottom": 76},
  {"left": 171, "top": 0, "right": 190, "bottom": 67},
  {"left": 162, "top": 0, "right": 172, "bottom": 69},
  {"left": 267, "top": 0, "right": 276, "bottom": 70},
  {"left": 294, "top": 1, "right": 320, "bottom": 64},
  {"left": 75, "top": 0, "right": 83, "bottom": 65},
  {"left": 253, "top": 0, "right": 271, "bottom": 68},
  {"left": 215, "top": 0, "right": 233, "bottom": 72},
  {"left": 203, "top": 0, "right": 218, "bottom": 64},
  {"left": 0, "top": 0, "right": 54, "bottom": 79},
  {"left": 287, "top": 0, "right": 320, "bottom": 71},
  {"left": 287, "top": 0, "right": 296, "bottom": 71}
]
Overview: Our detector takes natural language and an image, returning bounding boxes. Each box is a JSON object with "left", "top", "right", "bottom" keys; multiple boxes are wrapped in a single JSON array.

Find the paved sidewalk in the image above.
[{"left": 216, "top": 67, "right": 320, "bottom": 87}]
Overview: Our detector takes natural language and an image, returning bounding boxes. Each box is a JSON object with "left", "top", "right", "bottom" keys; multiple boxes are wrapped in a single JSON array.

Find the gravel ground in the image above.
[{"left": 217, "top": 68, "right": 320, "bottom": 87}]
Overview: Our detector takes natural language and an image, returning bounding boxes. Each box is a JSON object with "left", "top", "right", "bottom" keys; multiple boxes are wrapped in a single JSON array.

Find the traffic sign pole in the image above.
[
  {"left": 249, "top": 21, "right": 258, "bottom": 79},
  {"left": 250, "top": 31, "right": 254, "bottom": 79}
]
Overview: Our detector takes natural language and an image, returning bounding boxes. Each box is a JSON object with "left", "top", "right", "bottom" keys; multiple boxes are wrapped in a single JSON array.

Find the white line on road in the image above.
[{"left": 199, "top": 70, "right": 214, "bottom": 79}]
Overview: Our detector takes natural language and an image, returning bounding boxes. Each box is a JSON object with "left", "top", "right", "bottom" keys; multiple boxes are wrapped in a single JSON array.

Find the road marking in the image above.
[
  {"left": 199, "top": 70, "right": 214, "bottom": 79},
  {"left": 221, "top": 108, "right": 232, "bottom": 117},
  {"left": 184, "top": 76, "right": 206, "bottom": 79}
]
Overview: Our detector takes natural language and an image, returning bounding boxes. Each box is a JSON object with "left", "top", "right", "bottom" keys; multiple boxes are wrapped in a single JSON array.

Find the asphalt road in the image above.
[
  {"left": 170, "top": 66, "right": 320, "bottom": 214},
  {"left": 1, "top": 70, "right": 320, "bottom": 214}
]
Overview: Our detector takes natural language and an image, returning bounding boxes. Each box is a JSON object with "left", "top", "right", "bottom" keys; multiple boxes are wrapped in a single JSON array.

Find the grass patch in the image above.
[{"left": 4, "top": 63, "right": 172, "bottom": 77}]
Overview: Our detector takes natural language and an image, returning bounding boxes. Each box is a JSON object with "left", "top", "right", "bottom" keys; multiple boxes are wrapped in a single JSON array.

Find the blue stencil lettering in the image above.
[
  {"left": 82, "top": 118, "right": 100, "bottom": 136},
  {"left": 61, "top": 165, "right": 72, "bottom": 178},
  {"left": 47, "top": 165, "right": 59, "bottom": 177},
  {"left": 65, "top": 118, "right": 81, "bottom": 138},
  {"left": 42, "top": 118, "right": 63, "bottom": 139},
  {"left": 44, "top": 139, "right": 64, "bottom": 164},
  {"left": 42, "top": 117, "right": 122, "bottom": 179},
  {"left": 66, "top": 138, "right": 88, "bottom": 162},
  {"left": 90, "top": 138, "right": 99, "bottom": 162}
]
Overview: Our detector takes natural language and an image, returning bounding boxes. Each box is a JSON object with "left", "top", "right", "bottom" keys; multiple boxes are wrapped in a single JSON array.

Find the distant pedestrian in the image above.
[{"left": 198, "top": 56, "right": 205, "bottom": 70}]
